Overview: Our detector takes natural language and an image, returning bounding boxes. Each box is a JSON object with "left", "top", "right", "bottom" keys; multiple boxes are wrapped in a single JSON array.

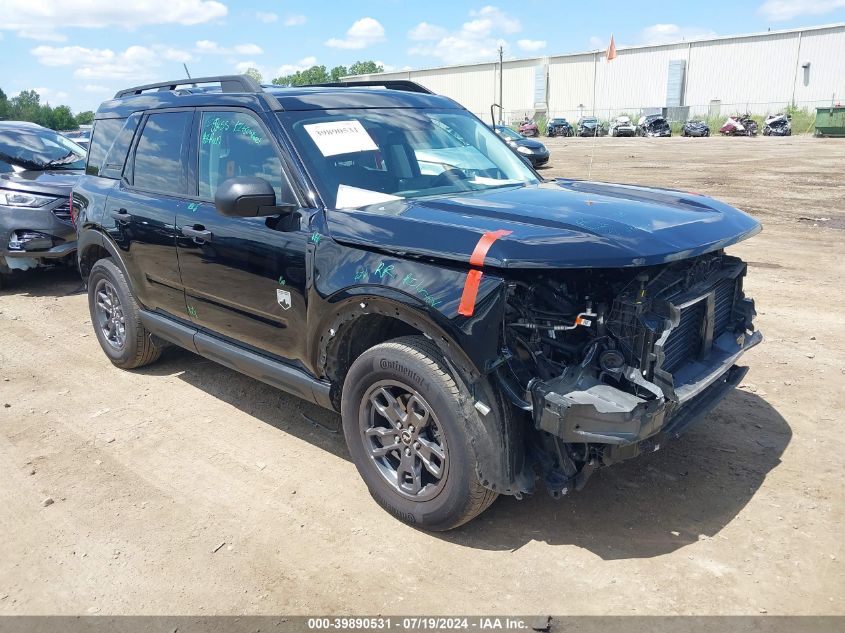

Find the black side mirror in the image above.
[{"left": 214, "top": 177, "right": 296, "bottom": 218}]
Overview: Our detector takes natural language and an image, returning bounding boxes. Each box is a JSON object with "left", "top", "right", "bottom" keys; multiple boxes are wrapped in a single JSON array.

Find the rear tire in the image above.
[
  {"left": 341, "top": 336, "right": 499, "bottom": 531},
  {"left": 88, "top": 258, "right": 163, "bottom": 369}
]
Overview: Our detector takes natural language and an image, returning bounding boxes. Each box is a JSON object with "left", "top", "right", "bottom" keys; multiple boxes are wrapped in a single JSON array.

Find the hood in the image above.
[
  {"left": 510, "top": 138, "right": 547, "bottom": 151},
  {"left": 325, "top": 179, "right": 762, "bottom": 269},
  {"left": 0, "top": 169, "right": 82, "bottom": 196}
]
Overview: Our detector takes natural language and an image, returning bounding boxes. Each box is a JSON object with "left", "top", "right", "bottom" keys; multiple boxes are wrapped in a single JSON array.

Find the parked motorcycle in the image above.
[
  {"left": 518, "top": 118, "right": 539, "bottom": 137},
  {"left": 763, "top": 113, "right": 792, "bottom": 136},
  {"left": 719, "top": 114, "right": 758, "bottom": 136}
]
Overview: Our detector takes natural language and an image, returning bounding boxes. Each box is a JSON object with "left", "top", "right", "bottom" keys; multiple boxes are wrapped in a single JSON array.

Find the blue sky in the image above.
[{"left": 2, "top": 0, "right": 844, "bottom": 113}]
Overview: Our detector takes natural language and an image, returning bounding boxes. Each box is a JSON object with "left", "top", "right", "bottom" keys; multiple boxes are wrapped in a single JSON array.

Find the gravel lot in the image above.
[{"left": 1, "top": 135, "right": 842, "bottom": 615}]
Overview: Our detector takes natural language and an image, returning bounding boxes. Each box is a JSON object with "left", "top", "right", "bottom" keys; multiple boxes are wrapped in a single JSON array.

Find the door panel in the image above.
[
  {"left": 106, "top": 186, "right": 184, "bottom": 314},
  {"left": 105, "top": 110, "right": 193, "bottom": 316},
  {"left": 177, "top": 108, "right": 310, "bottom": 364},
  {"left": 176, "top": 205, "right": 309, "bottom": 362}
]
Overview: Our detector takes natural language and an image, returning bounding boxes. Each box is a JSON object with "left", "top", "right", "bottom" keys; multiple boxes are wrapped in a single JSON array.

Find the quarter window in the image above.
[
  {"left": 198, "top": 111, "right": 284, "bottom": 200},
  {"left": 132, "top": 111, "right": 191, "bottom": 195}
]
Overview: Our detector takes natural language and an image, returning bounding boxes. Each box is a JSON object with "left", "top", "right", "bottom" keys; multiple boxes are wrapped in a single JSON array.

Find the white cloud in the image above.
[
  {"left": 408, "top": 6, "right": 521, "bottom": 64},
  {"left": 374, "top": 60, "right": 395, "bottom": 73},
  {"left": 83, "top": 84, "right": 111, "bottom": 93},
  {"left": 256, "top": 11, "right": 278, "bottom": 23},
  {"left": 195, "top": 40, "right": 263, "bottom": 55},
  {"left": 408, "top": 22, "right": 448, "bottom": 41},
  {"left": 17, "top": 28, "right": 67, "bottom": 41},
  {"left": 284, "top": 14, "right": 307, "bottom": 26},
  {"left": 0, "top": 0, "right": 228, "bottom": 40},
  {"left": 758, "top": 0, "right": 845, "bottom": 20},
  {"left": 325, "top": 17, "right": 385, "bottom": 49},
  {"left": 517, "top": 39, "right": 546, "bottom": 52},
  {"left": 466, "top": 6, "right": 521, "bottom": 36},
  {"left": 276, "top": 56, "right": 318, "bottom": 76},
  {"left": 639, "top": 24, "right": 717, "bottom": 45},
  {"left": 31, "top": 87, "right": 69, "bottom": 102},
  {"left": 234, "top": 60, "right": 260, "bottom": 74},
  {"left": 31, "top": 44, "right": 195, "bottom": 80}
]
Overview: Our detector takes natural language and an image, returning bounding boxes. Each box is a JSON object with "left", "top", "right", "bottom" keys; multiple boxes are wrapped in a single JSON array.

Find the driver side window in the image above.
[{"left": 198, "top": 111, "right": 284, "bottom": 201}]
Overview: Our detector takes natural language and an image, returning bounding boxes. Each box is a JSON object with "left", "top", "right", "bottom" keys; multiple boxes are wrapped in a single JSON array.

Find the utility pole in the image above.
[{"left": 498, "top": 45, "right": 504, "bottom": 124}]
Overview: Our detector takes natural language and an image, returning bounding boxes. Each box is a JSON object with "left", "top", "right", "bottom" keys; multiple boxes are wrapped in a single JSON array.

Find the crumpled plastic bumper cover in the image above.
[
  {"left": 1, "top": 204, "right": 76, "bottom": 259},
  {"left": 529, "top": 330, "right": 763, "bottom": 464}
]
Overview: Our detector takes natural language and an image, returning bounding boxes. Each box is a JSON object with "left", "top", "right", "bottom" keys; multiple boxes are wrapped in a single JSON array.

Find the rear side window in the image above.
[
  {"left": 132, "top": 111, "right": 191, "bottom": 195},
  {"left": 86, "top": 118, "right": 124, "bottom": 176},
  {"left": 100, "top": 114, "right": 141, "bottom": 180}
]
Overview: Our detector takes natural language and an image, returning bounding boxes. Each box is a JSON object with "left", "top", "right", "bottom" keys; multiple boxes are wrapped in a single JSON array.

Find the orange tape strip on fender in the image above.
[{"left": 458, "top": 229, "right": 512, "bottom": 317}]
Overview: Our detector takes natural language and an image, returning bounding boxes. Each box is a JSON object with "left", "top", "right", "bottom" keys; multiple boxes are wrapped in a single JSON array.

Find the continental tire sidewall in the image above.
[{"left": 341, "top": 341, "right": 483, "bottom": 530}]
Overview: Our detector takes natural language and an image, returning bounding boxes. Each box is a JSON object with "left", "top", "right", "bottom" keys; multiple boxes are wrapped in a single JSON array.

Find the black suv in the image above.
[{"left": 75, "top": 76, "right": 762, "bottom": 530}]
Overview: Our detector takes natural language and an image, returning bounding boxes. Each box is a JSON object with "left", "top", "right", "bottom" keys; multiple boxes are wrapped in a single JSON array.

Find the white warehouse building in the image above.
[{"left": 345, "top": 23, "right": 845, "bottom": 123}]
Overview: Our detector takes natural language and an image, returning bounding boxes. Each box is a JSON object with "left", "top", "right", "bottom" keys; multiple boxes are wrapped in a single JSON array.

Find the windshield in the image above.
[
  {"left": 0, "top": 127, "right": 86, "bottom": 171},
  {"left": 495, "top": 126, "right": 523, "bottom": 141},
  {"left": 280, "top": 108, "right": 538, "bottom": 209}
]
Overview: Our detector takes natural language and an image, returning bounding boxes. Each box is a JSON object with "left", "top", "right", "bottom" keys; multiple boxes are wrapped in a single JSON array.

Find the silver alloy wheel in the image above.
[
  {"left": 94, "top": 278, "right": 126, "bottom": 350},
  {"left": 359, "top": 380, "right": 449, "bottom": 501}
]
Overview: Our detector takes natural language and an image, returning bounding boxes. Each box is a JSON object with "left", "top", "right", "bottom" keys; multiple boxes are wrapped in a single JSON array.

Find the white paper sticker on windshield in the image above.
[
  {"left": 335, "top": 185, "right": 402, "bottom": 209},
  {"left": 304, "top": 120, "right": 378, "bottom": 157}
]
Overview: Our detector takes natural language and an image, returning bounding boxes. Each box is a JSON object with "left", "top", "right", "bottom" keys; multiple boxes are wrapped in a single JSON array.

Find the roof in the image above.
[
  {"left": 95, "top": 79, "right": 461, "bottom": 119},
  {"left": 263, "top": 86, "right": 459, "bottom": 111}
]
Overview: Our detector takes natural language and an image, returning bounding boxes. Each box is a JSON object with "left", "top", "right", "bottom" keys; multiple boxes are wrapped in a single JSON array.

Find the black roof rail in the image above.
[
  {"left": 307, "top": 80, "right": 433, "bottom": 94},
  {"left": 114, "top": 75, "right": 263, "bottom": 98}
]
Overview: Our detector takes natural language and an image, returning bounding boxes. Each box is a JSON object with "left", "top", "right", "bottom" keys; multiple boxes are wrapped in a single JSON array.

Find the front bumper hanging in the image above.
[{"left": 528, "top": 329, "right": 762, "bottom": 465}]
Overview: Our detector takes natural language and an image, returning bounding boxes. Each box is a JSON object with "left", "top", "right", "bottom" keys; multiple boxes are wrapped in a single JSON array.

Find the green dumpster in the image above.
[{"left": 815, "top": 106, "right": 845, "bottom": 137}]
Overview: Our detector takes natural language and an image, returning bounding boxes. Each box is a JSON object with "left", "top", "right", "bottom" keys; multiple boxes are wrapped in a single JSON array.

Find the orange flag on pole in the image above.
[{"left": 606, "top": 34, "right": 617, "bottom": 61}]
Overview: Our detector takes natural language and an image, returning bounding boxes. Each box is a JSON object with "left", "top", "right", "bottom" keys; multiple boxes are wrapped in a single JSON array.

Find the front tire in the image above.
[
  {"left": 341, "top": 336, "right": 498, "bottom": 531},
  {"left": 88, "top": 258, "right": 163, "bottom": 369}
]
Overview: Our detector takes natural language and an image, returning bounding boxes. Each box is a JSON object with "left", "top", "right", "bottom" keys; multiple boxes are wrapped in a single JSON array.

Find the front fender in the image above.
[{"left": 308, "top": 236, "right": 507, "bottom": 381}]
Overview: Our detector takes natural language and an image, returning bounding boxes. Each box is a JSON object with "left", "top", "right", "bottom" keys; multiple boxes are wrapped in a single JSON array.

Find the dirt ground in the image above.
[{"left": 1, "top": 136, "right": 843, "bottom": 616}]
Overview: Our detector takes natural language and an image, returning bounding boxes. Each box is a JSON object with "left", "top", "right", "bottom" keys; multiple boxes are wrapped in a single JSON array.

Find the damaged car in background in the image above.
[
  {"left": 637, "top": 114, "right": 672, "bottom": 137},
  {"left": 0, "top": 121, "right": 85, "bottom": 288}
]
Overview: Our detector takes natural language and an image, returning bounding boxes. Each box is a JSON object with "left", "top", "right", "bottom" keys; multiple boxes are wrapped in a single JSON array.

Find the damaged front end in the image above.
[{"left": 497, "top": 251, "right": 761, "bottom": 497}]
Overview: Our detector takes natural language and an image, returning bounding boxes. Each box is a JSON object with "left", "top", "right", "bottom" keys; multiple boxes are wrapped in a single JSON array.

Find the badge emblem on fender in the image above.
[{"left": 276, "top": 289, "right": 292, "bottom": 310}]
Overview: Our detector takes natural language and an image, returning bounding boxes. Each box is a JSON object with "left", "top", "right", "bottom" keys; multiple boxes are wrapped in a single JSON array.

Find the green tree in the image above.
[
  {"left": 0, "top": 88, "right": 10, "bottom": 120},
  {"left": 75, "top": 111, "right": 95, "bottom": 126},
  {"left": 243, "top": 67, "right": 263, "bottom": 84},
  {"left": 10, "top": 90, "right": 42, "bottom": 122},
  {"left": 347, "top": 60, "right": 384, "bottom": 76},
  {"left": 271, "top": 60, "right": 384, "bottom": 86},
  {"left": 272, "top": 64, "right": 330, "bottom": 87},
  {"left": 329, "top": 65, "right": 348, "bottom": 81},
  {"left": 51, "top": 105, "right": 78, "bottom": 131}
]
